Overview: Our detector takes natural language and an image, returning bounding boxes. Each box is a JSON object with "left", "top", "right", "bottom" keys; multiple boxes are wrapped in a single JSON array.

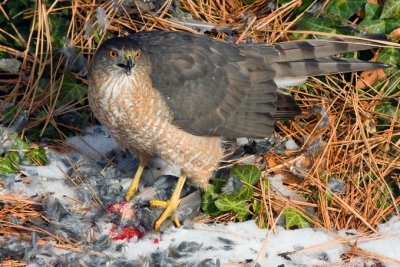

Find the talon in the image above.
[{"left": 153, "top": 172, "right": 187, "bottom": 231}]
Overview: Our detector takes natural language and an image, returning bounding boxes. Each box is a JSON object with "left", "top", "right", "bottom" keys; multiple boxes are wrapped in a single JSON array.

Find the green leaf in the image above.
[
  {"left": 202, "top": 184, "right": 222, "bottom": 216},
  {"left": 0, "top": 156, "right": 17, "bottom": 174},
  {"left": 48, "top": 14, "right": 70, "bottom": 46},
  {"left": 235, "top": 203, "right": 250, "bottom": 221},
  {"left": 58, "top": 74, "right": 87, "bottom": 106},
  {"left": 283, "top": 208, "right": 311, "bottom": 229},
  {"left": 326, "top": 0, "right": 366, "bottom": 19},
  {"left": 376, "top": 73, "right": 400, "bottom": 96},
  {"left": 252, "top": 200, "right": 261, "bottom": 213},
  {"left": 6, "top": 151, "right": 21, "bottom": 165},
  {"left": 296, "top": 15, "right": 340, "bottom": 34},
  {"left": 210, "top": 178, "right": 226, "bottom": 191},
  {"left": 235, "top": 185, "right": 254, "bottom": 201},
  {"left": 364, "top": 3, "right": 383, "bottom": 19},
  {"left": 265, "top": 177, "right": 270, "bottom": 190},
  {"left": 10, "top": 133, "right": 30, "bottom": 151},
  {"left": 359, "top": 19, "right": 386, "bottom": 34},
  {"left": 381, "top": 0, "right": 400, "bottom": 19},
  {"left": 230, "top": 165, "right": 261, "bottom": 185},
  {"left": 215, "top": 195, "right": 249, "bottom": 220},
  {"left": 385, "top": 19, "right": 400, "bottom": 33},
  {"left": 74, "top": 109, "right": 91, "bottom": 129},
  {"left": 26, "top": 147, "right": 48, "bottom": 166},
  {"left": 375, "top": 104, "right": 400, "bottom": 119},
  {"left": 377, "top": 47, "right": 400, "bottom": 75}
]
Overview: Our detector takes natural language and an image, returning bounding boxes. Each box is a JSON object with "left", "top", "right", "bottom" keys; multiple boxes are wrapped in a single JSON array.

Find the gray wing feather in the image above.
[{"left": 128, "top": 31, "right": 387, "bottom": 138}]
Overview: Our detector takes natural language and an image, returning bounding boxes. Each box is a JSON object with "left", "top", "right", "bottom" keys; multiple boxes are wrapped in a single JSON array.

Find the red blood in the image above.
[
  {"left": 153, "top": 237, "right": 159, "bottom": 244},
  {"left": 108, "top": 201, "right": 127, "bottom": 213},
  {"left": 110, "top": 225, "right": 144, "bottom": 241}
]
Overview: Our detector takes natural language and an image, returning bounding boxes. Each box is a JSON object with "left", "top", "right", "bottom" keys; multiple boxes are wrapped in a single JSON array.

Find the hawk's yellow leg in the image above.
[
  {"left": 150, "top": 172, "right": 187, "bottom": 231},
  {"left": 125, "top": 157, "right": 147, "bottom": 201}
]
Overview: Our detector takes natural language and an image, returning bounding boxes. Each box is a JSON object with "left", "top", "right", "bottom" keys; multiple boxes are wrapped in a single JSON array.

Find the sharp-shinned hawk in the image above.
[{"left": 88, "top": 31, "right": 388, "bottom": 231}]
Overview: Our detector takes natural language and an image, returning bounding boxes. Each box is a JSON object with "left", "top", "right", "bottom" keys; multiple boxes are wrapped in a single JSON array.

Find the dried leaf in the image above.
[
  {"left": 356, "top": 51, "right": 387, "bottom": 90},
  {"left": 389, "top": 27, "right": 400, "bottom": 41}
]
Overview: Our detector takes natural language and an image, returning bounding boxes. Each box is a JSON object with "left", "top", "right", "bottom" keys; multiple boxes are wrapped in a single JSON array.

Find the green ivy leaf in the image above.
[
  {"left": 215, "top": 195, "right": 249, "bottom": 220},
  {"left": 230, "top": 165, "right": 261, "bottom": 185},
  {"left": 359, "top": 19, "right": 386, "bottom": 34},
  {"left": 235, "top": 186, "right": 254, "bottom": 201},
  {"left": 364, "top": 3, "right": 382, "bottom": 19},
  {"left": 381, "top": 0, "right": 400, "bottom": 19},
  {"left": 211, "top": 178, "right": 226, "bottom": 191},
  {"left": 202, "top": 184, "right": 222, "bottom": 216},
  {"left": 252, "top": 200, "right": 261, "bottom": 213},
  {"left": 234, "top": 202, "right": 250, "bottom": 221},
  {"left": 0, "top": 156, "right": 17, "bottom": 174},
  {"left": 74, "top": 109, "right": 91, "bottom": 129},
  {"left": 6, "top": 151, "right": 21, "bottom": 165},
  {"left": 296, "top": 16, "right": 340, "bottom": 34},
  {"left": 10, "top": 133, "right": 30, "bottom": 151},
  {"left": 377, "top": 47, "right": 400, "bottom": 74},
  {"left": 26, "top": 147, "right": 48, "bottom": 166},
  {"left": 283, "top": 208, "right": 311, "bottom": 229},
  {"left": 326, "top": 0, "right": 366, "bottom": 19},
  {"left": 58, "top": 74, "right": 87, "bottom": 106},
  {"left": 48, "top": 14, "right": 70, "bottom": 47},
  {"left": 375, "top": 104, "right": 400, "bottom": 119},
  {"left": 385, "top": 19, "right": 400, "bottom": 33}
]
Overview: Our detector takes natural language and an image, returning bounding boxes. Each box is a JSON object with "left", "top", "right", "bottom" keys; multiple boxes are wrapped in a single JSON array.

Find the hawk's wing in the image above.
[{"left": 129, "top": 31, "right": 387, "bottom": 138}]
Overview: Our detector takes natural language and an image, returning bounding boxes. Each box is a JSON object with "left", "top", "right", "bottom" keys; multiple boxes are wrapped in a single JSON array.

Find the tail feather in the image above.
[
  {"left": 242, "top": 34, "right": 387, "bottom": 62},
  {"left": 273, "top": 57, "right": 390, "bottom": 79},
  {"left": 272, "top": 35, "right": 386, "bottom": 62}
]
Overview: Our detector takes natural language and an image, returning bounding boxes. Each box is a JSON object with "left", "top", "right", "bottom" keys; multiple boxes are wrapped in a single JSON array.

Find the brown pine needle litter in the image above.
[{"left": 1, "top": 0, "right": 399, "bottom": 265}]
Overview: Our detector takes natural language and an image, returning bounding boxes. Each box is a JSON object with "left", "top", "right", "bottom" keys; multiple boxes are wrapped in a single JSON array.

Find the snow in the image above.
[
  {"left": 1, "top": 126, "right": 400, "bottom": 266},
  {"left": 117, "top": 219, "right": 400, "bottom": 266},
  {"left": 65, "top": 126, "right": 119, "bottom": 161},
  {"left": 356, "top": 216, "right": 400, "bottom": 266}
]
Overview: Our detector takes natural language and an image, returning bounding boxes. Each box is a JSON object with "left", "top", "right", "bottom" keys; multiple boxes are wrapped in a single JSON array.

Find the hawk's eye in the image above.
[
  {"left": 135, "top": 51, "right": 141, "bottom": 59},
  {"left": 109, "top": 50, "right": 118, "bottom": 58}
]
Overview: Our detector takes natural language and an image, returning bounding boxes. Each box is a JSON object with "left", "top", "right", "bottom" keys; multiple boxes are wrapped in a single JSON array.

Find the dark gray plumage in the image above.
[
  {"left": 107, "top": 31, "right": 387, "bottom": 138},
  {"left": 90, "top": 31, "right": 388, "bottom": 139}
]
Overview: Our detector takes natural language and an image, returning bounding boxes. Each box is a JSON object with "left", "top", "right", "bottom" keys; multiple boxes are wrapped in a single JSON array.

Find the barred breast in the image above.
[{"left": 88, "top": 71, "right": 223, "bottom": 188}]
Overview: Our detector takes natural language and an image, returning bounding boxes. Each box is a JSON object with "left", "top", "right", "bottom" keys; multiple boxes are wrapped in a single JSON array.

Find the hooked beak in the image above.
[{"left": 118, "top": 51, "right": 133, "bottom": 75}]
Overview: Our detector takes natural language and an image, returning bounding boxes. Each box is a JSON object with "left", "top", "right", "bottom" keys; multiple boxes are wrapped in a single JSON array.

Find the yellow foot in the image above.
[
  {"left": 150, "top": 198, "right": 182, "bottom": 231},
  {"left": 149, "top": 172, "right": 187, "bottom": 231},
  {"left": 125, "top": 159, "right": 146, "bottom": 201}
]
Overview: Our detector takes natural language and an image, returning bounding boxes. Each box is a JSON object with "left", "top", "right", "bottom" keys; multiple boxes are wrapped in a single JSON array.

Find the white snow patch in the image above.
[
  {"left": 20, "top": 152, "right": 68, "bottom": 180},
  {"left": 355, "top": 216, "right": 400, "bottom": 267},
  {"left": 65, "top": 126, "right": 119, "bottom": 160},
  {"left": 118, "top": 218, "right": 400, "bottom": 266}
]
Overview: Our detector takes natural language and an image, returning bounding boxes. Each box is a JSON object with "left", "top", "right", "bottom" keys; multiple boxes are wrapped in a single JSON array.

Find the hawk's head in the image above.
[{"left": 88, "top": 37, "right": 144, "bottom": 80}]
